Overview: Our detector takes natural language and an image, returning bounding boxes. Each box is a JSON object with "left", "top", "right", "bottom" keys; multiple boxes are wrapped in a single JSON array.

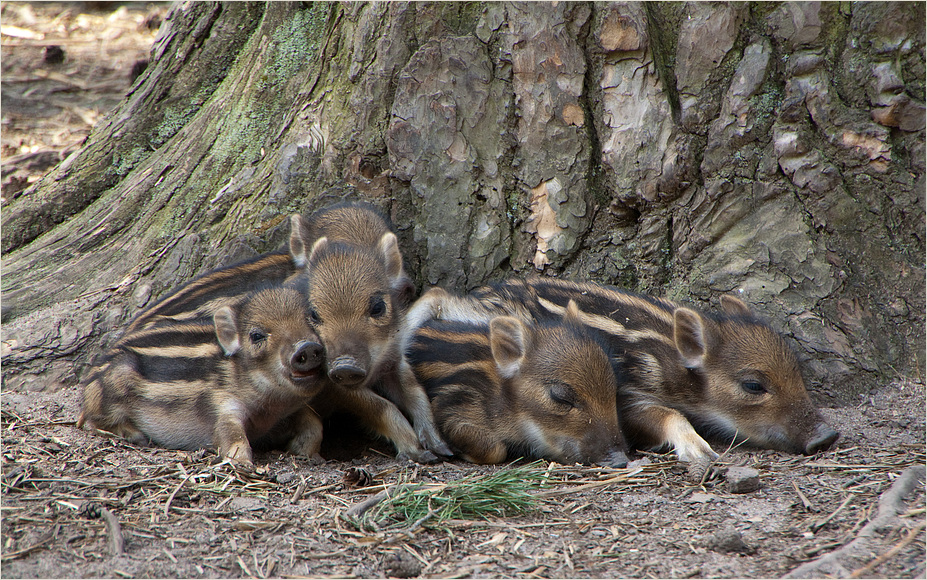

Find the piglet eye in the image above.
[
  {"left": 741, "top": 380, "right": 766, "bottom": 395},
  {"left": 249, "top": 330, "right": 267, "bottom": 344},
  {"left": 549, "top": 383, "right": 577, "bottom": 408},
  {"left": 369, "top": 296, "right": 387, "bottom": 319},
  {"left": 308, "top": 307, "right": 322, "bottom": 325}
]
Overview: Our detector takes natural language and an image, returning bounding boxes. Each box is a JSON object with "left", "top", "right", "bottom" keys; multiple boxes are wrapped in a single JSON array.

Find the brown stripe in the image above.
[{"left": 537, "top": 297, "right": 674, "bottom": 346}]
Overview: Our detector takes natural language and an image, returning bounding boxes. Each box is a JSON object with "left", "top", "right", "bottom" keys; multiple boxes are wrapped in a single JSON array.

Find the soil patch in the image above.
[{"left": 2, "top": 380, "right": 924, "bottom": 578}]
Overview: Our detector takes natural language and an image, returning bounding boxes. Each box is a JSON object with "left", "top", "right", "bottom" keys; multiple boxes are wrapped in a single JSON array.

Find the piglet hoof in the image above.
[
  {"left": 397, "top": 448, "right": 440, "bottom": 464},
  {"left": 307, "top": 453, "right": 326, "bottom": 465},
  {"left": 425, "top": 435, "right": 454, "bottom": 458},
  {"left": 602, "top": 450, "right": 630, "bottom": 469},
  {"left": 685, "top": 456, "right": 718, "bottom": 482},
  {"left": 223, "top": 441, "right": 254, "bottom": 468}
]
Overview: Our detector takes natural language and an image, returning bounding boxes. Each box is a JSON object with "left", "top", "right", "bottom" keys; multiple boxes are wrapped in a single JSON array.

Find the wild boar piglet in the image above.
[{"left": 79, "top": 286, "right": 326, "bottom": 465}]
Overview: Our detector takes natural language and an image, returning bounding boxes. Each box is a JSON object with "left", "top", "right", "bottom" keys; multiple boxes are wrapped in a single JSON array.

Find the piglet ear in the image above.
[
  {"left": 562, "top": 299, "right": 583, "bottom": 326},
  {"left": 489, "top": 316, "right": 528, "bottom": 380},
  {"left": 673, "top": 308, "right": 706, "bottom": 370},
  {"left": 289, "top": 214, "right": 311, "bottom": 268},
  {"left": 307, "top": 236, "right": 329, "bottom": 266},
  {"left": 378, "top": 232, "right": 404, "bottom": 283},
  {"left": 214, "top": 306, "right": 241, "bottom": 356},
  {"left": 720, "top": 294, "right": 753, "bottom": 317}
]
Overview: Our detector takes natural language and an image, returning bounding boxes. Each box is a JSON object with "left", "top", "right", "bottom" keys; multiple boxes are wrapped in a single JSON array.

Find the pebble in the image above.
[
  {"left": 709, "top": 527, "right": 752, "bottom": 554},
  {"left": 726, "top": 467, "right": 760, "bottom": 493},
  {"left": 384, "top": 551, "right": 422, "bottom": 578},
  {"left": 229, "top": 496, "right": 265, "bottom": 512}
]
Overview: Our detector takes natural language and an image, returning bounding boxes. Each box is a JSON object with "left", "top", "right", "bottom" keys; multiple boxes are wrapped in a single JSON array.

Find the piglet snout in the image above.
[
  {"left": 329, "top": 356, "right": 367, "bottom": 386},
  {"left": 804, "top": 422, "right": 839, "bottom": 455},
  {"left": 291, "top": 341, "right": 324, "bottom": 376}
]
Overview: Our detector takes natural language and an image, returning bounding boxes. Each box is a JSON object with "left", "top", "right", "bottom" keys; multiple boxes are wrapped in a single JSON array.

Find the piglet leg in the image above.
[
  {"left": 214, "top": 406, "right": 253, "bottom": 466},
  {"left": 286, "top": 406, "right": 325, "bottom": 463}
]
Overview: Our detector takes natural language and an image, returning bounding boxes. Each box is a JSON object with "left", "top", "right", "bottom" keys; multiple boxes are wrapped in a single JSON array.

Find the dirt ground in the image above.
[
  {"left": 2, "top": 3, "right": 926, "bottom": 579},
  {"left": 1, "top": 1, "right": 162, "bottom": 199},
  {"left": 1, "top": 379, "right": 924, "bottom": 579}
]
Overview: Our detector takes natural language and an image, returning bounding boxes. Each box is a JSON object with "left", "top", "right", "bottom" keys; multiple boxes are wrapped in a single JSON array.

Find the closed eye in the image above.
[
  {"left": 741, "top": 380, "right": 767, "bottom": 395},
  {"left": 548, "top": 383, "right": 577, "bottom": 408}
]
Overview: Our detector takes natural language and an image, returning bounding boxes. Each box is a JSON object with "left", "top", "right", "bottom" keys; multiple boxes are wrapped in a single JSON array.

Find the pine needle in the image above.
[{"left": 357, "top": 460, "right": 549, "bottom": 532}]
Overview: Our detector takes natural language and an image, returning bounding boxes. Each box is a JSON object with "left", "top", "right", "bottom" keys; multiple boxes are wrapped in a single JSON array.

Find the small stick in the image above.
[
  {"left": 395, "top": 508, "right": 437, "bottom": 540},
  {"left": 344, "top": 487, "right": 396, "bottom": 520},
  {"left": 792, "top": 480, "right": 816, "bottom": 511},
  {"left": 237, "top": 555, "right": 255, "bottom": 578},
  {"left": 849, "top": 520, "right": 926, "bottom": 578},
  {"left": 290, "top": 475, "right": 307, "bottom": 504},
  {"left": 100, "top": 508, "right": 125, "bottom": 555},
  {"left": 164, "top": 474, "right": 192, "bottom": 517},
  {"left": 536, "top": 468, "right": 644, "bottom": 498},
  {"left": 811, "top": 493, "right": 855, "bottom": 532},
  {"left": 0, "top": 531, "right": 54, "bottom": 562}
]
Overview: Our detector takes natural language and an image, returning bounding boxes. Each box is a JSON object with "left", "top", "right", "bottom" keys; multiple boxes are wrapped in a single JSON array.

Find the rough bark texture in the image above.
[{"left": 2, "top": 2, "right": 924, "bottom": 400}]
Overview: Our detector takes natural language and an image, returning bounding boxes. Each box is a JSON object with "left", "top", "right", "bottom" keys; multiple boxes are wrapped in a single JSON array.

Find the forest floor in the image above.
[
  {"left": 2, "top": 3, "right": 926, "bottom": 579},
  {"left": 2, "top": 380, "right": 925, "bottom": 579}
]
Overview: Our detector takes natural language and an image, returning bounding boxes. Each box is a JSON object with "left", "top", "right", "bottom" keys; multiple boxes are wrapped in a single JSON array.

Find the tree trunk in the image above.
[{"left": 3, "top": 2, "right": 924, "bottom": 399}]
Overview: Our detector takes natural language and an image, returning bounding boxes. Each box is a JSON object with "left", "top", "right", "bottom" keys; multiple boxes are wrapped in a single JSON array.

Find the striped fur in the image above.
[
  {"left": 402, "top": 290, "right": 627, "bottom": 466},
  {"left": 123, "top": 252, "right": 299, "bottom": 335},
  {"left": 78, "top": 287, "right": 327, "bottom": 465},
  {"left": 463, "top": 278, "right": 839, "bottom": 464}
]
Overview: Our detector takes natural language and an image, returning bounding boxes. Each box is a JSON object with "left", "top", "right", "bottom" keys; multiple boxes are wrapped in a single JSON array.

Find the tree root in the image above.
[{"left": 783, "top": 464, "right": 926, "bottom": 579}]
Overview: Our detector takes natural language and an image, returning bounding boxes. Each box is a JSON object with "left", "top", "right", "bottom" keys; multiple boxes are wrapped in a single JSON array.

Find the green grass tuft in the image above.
[{"left": 359, "top": 460, "right": 549, "bottom": 532}]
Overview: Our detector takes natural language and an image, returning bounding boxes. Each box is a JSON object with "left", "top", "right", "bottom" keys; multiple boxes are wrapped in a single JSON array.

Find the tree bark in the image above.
[{"left": 2, "top": 2, "right": 924, "bottom": 399}]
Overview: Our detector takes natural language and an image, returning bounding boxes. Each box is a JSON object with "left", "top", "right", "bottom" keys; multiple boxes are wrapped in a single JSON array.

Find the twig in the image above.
[
  {"left": 237, "top": 555, "right": 255, "bottom": 578},
  {"left": 399, "top": 507, "right": 437, "bottom": 538},
  {"left": 0, "top": 530, "right": 54, "bottom": 562},
  {"left": 290, "top": 474, "right": 307, "bottom": 504},
  {"left": 164, "top": 474, "right": 192, "bottom": 517},
  {"left": 792, "top": 480, "right": 816, "bottom": 511},
  {"left": 100, "top": 508, "right": 125, "bottom": 555},
  {"left": 811, "top": 493, "right": 855, "bottom": 532},
  {"left": 849, "top": 520, "right": 926, "bottom": 578},
  {"left": 536, "top": 467, "right": 645, "bottom": 497},
  {"left": 343, "top": 486, "right": 396, "bottom": 520}
]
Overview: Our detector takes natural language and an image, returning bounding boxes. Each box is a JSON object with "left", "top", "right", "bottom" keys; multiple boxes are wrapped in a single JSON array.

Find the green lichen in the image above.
[
  {"left": 152, "top": 104, "right": 200, "bottom": 149},
  {"left": 750, "top": 83, "right": 783, "bottom": 126},
  {"left": 818, "top": 1, "right": 851, "bottom": 64},
  {"left": 265, "top": 3, "right": 330, "bottom": 86},
  {"left": 440, "top": 2, "right": 484, "bottom": 36},
  {"left": 109, "top": 146, "right": 150, "bottom": 179}
]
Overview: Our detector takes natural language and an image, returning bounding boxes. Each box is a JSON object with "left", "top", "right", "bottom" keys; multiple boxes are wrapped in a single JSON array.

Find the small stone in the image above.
[
  {"left": 726, "top": 467, "right": 761, "bottom": 493},
  {"left": 709, "top": 527, "right": 752, "bottom": 554},
  {"left": 228, "top": 497, "right": 264, "bottom": 512},
  {"left": 384, "top": 551, "right": 421, "bottom": 578},
  {"left": 275, "top": 472, "right": 296, "bottom": 485}
]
